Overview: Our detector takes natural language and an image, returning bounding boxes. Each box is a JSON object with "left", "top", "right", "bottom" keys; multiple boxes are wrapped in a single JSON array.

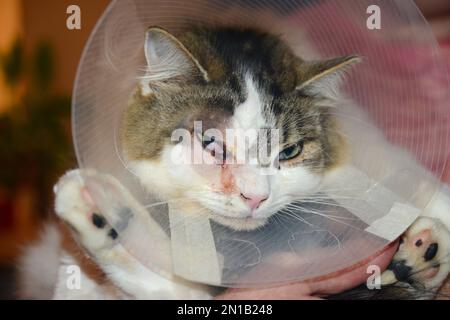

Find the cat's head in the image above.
[{"left": 122, "top": 26, "right": 359, "bottom": 230}]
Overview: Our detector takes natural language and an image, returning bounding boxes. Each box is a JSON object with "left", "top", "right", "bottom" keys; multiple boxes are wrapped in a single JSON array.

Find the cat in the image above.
[{"left": 18, "top": 26, "right": 450, "bottom": 299}]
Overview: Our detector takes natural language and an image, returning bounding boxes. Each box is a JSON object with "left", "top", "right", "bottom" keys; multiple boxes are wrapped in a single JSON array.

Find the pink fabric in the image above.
[{"left": 442, "top": 39, "right": 450, "bottom": 185}]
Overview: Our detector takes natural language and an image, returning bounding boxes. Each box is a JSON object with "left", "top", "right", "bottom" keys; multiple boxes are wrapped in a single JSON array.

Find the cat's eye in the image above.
[
  {"left": 203, "top": 135, "right": 216, "bottom": 149},
  {"left": 196, "top": 131, "right": 215, "bottom": 149},
  {"left": 279, "top": 141, "right": 304, "bottom": 161},
  {"left": 195, "top": 131, "right": 226, "bottom": 160}
]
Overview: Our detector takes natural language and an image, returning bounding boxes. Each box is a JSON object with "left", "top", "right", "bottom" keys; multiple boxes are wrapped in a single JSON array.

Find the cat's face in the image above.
[{"left": 122, "top": 27, "right": 357, "bottom": 230}]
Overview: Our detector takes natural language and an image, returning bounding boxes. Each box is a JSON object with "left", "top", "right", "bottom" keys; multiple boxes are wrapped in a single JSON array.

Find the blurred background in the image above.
[
  {"left": 0, "top": 0, "right": 449, "bottom": 299},
  {"left": 0, "top": 0, "right": 109, "bottom": 298}
]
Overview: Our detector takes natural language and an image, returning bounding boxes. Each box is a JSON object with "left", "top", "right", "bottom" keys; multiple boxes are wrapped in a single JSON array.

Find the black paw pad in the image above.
[
  {"left": 388, "top": 260, "right": 412, "bottom": 282},
  {"left": 92, "top": 213, "right": 107, "bottom": 229},
  {"left": 424, "top": 243, "right": 438, "bottom": 261},
  {"left": 108, "top": 228, "right": 118, "bottom": 240}
]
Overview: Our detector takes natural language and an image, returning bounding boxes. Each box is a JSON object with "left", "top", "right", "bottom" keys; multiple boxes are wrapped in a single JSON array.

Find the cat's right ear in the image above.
[
  {"left": 295, "top": 56, "right": 361, "bottom": 100},
  {"left": 140, "top": 27, "right": 209, "bottom": 94}
]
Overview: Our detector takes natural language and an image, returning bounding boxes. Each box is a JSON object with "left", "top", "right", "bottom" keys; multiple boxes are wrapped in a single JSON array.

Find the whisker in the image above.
[
  {"left": 279, "top": 209, "right": 317, "bottom": 228},
  {"left": 143, "top": 197, "right": 199, "bottom": 209},
  {"left": 286, "top": 203, "right": 363, "bottom": 231},
  {"left": 280, "top": 209, "right": 342, "bottom": 249}
]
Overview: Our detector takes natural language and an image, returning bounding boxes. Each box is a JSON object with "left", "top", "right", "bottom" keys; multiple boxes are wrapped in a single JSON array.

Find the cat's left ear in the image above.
[
  {"left": 140, "top": 27, "right": 209, "bottom": 94},
  {"left": 296, "top": 56, "right": 361, "bottom": 99}
]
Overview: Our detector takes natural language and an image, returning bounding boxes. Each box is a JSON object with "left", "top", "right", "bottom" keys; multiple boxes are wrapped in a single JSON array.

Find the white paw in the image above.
[
  {"left": 54, "top": 169, "right": 119, "bottom": 253},
  {"left": 54, "top": 170, "right": 212, "bottom": 299},
  {"left": 382, "top": 217, "right": 450, "bottom": 292}
]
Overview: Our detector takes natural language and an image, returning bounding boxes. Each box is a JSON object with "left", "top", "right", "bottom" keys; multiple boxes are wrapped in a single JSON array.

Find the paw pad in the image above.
[
  {"left": 90, "top": 212, "right": 119, "bottom": 240},
  {"left": 108, "top": 229, "right": 118, "bottom": 240},
  {"left": 387, "top": 260, "right": 412, "bottom": 282},
  {"left": 424, "top": 243, "right": 438, "bottom": 262},
  {"left": 92, "top": 213, "right": 107, "bottom": 229}
]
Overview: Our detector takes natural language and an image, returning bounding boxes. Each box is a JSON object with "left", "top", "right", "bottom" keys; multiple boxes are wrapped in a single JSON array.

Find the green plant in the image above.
[{"left": 0, "top": 40, "right": 75, "bottom": 217}]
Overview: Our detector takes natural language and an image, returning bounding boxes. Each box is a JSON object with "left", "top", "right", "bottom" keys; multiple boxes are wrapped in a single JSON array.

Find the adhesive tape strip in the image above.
[
  {"left": 326, "top": 166, "right": 421, "bottom": 240},
  {"left": 169, "top": 205, "right": 222, "bottom": 284},
  {"left": 365, "top": 203, "right": 420, "bottom": 241}
]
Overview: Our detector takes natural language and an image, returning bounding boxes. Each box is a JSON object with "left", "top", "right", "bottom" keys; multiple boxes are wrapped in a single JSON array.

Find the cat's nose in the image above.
[{"left": 240, "top": 192, "right": 268, "bottom": 211}]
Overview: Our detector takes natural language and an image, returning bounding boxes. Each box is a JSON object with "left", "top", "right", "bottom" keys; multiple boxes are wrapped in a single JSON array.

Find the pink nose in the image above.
[{"left": 240, "top": 192, "right": 268, "bottom": 211}]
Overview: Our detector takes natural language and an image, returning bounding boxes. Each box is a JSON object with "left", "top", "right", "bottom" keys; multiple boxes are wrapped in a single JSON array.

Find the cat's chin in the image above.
[{"left": 210, "top": 214, "right": 268, "bottom": 231}]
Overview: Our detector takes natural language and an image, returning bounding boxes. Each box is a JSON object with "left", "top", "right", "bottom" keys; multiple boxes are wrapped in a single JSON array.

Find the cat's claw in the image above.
[{"left": 381, "top": 217, "right": 450, "bottom": 296}]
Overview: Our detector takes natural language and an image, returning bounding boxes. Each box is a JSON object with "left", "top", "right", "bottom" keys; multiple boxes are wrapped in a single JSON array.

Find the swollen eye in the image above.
[
  {"left": 196, "top": 132, "right": 225, "bottom": 160},
  {"left": 195, "top": 131, "right": 214, "bottom": 148},
  {"left": 206, "top": 140, "right": 225, "bottom": 160},
  {"left": 202, "top": 135, "right": 216, "bottom": 149},
  {"left": 279, "top": 141, "right": 304, "bottom": 161}
]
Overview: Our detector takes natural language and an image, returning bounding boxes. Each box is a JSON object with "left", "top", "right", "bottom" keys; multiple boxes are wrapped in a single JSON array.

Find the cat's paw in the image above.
[
  {"left": 54, "top": 169, "right": 120, "bottom": 253},
  {"left": 54, "top": 170, "right": 212, "bottom": 300},
  {"left": 381, "top": 217, "right": 450, "bottom": 293}
]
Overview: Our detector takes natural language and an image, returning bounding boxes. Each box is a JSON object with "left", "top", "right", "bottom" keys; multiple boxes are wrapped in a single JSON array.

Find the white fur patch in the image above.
[
  {"left": 423, "top": 185, "right": 450, "bottom": 230},
  {"left": 232, "top": 75, "right": 267, "bottom": 131},
  {"left": 17, "top": 224, "right": 61, "bottom": 299}
]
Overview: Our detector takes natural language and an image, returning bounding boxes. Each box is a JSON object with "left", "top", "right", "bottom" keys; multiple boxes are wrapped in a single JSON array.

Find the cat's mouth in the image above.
[{"left": 210, "top": 214, "right": 268, "bottom": 231}]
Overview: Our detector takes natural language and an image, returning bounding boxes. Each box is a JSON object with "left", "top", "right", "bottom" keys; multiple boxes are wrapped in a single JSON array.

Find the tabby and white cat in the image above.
[{"left": 19, "top": 26, "right": 450, "bottom": 299}]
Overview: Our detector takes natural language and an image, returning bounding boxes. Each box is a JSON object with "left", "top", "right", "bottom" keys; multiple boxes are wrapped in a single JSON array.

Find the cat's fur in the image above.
[{"left": 18, "top": 26, "right": 450, "bottom": 299}]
